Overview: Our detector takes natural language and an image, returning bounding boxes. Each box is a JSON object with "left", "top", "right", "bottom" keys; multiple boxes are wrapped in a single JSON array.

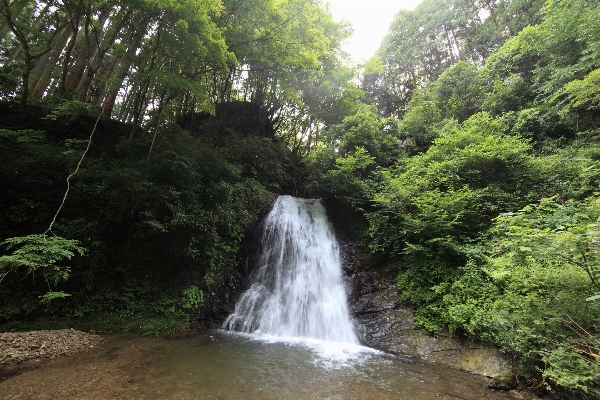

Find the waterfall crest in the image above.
[{"left": 223, "top": 195, "right": 358, "bottom": 343}]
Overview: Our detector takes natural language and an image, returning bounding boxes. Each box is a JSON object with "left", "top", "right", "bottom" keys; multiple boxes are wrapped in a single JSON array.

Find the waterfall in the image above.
[{"left": 223, "top": 195, "right": 358, "bottom": 344}]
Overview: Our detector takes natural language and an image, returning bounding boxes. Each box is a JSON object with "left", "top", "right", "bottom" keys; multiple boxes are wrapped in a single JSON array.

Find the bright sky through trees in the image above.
[{"left": 327, "top": 0, "right": 423, "bottom": 63}]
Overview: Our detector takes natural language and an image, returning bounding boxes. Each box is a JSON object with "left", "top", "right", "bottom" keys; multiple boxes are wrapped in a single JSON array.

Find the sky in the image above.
[{"left": 327, "top": 0, "right": 423, "bottom": 64}]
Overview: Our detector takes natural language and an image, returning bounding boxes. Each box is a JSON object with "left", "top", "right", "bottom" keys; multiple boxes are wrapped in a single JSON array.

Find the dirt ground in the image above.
[{"left": 0, "top": 331, "right": 164, "bottom": 399}]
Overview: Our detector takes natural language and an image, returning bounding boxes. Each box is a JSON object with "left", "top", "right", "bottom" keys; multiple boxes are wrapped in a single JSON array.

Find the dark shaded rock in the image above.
[
  {"left": 191, "top": 270, "right": 242, "bottom": 330},
  {"left": 343, "top": 256, "right": 509, "bottom": 377},
  {"left": 191, "top": 196, "right": 276, "bottom": 330},
  {"left": 345, "top": 260, "right": 509, "bottom": 377},
  {"left": 489, "top": 375, "right": 518, "bottom": 390}
]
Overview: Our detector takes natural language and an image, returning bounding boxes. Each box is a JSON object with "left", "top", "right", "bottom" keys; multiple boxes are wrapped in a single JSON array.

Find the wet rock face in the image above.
[
  {"left": 191, "top": 198, "right": 272, "bottom": 330},
  {"left": 191, "top": 269, "right": 243, "bottom": 330},
  {"left": 327, "top": 199, "right": 509, "bottom": 379},
  {"left": 339, "top": 237, "right": 509, "bottom": 378}
]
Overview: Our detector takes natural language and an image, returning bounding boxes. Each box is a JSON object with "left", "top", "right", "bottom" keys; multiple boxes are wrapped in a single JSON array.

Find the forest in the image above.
[{"left": 0, "top": 0, "right": 599, "bottom": 396}]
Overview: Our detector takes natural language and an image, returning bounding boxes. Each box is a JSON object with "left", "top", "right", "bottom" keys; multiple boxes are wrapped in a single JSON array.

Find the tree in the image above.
[
  {"left": 0, "top": 0, "right": 67, "bottom": 115},
  {"left": 400, "top": 61, "right": 484, "bottom": 151},
  {"left": 367, "top": 113, "right": 534, "bottom": 304}
]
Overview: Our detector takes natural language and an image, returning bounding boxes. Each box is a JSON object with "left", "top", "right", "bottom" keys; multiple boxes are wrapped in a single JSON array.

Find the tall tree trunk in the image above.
[
  {"left": 75, "top": 8, "right": 129, "bottom": 102},
  {"left": 117, "top": 78, "right": 138, "bottom": 122},
  {"left": 99, "top": 9, "right": 151, "bottom": 115},
  {"left": 20, "top": 54, "right": 32, "bottom": 115},
  {"left": 29, "top": 27, "right": 75, "bottom": 99},
  {"left": 142, "top": 90, "right": 171, "bottom": 136},
  {"left": 0, "top": 21, "right": 10, "bottom": 43},
  {"left": 58, "top": 21, "right": 80, "bottom": 98},
  {"left": 64, "top": 6, "right": 111, "bottom": 95},
  {"left": 129, "top": 20, "right": 163, "bottom": 141},
  {"left": 100, "top": 58, "right": 132, "bottom": 117}
]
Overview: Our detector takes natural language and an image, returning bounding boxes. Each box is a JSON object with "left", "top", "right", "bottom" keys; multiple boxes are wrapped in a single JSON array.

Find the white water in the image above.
[{"left": 223, "top": 195, "right": 359, "bottom": 346}]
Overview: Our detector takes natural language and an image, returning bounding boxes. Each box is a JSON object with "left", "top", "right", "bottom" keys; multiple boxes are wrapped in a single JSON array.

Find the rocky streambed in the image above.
[{"left": 0, "top": 329, "right": 104, "bottom": 365}]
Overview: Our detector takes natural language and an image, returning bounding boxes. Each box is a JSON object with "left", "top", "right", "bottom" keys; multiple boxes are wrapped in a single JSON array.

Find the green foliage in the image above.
[
  {"left": 0, "top": 66, "right": 18, "bottom": 99},
  {"left": 431, "top": 197, "right": 600, "bottom": 395},
  {"left": 322, "top": 104, "right": 402, "bottom": 165},
  {"left": 0, "top": 128, "right": 45, "bottom": 143},
  {"left": 481, "top": 25, "right": 544, "bottom": 116},
  {"left": 553, "top": 68, "right": 600, "bottom": 115},
  {"left": 550, "top": 68, "right": 600, "bottom": 134},
  {"left": 479, "top": 0, "right": 600, "bottom": 143},
  {"left": 367, "top": 113, "right": 535, "bottom": 304},
  {"left": 181, "top": 286, "right": 204, "bottom": 312},
  {"left": 220, "top": 134, "right": 293, "bottom": 193},
  {"left": 348, "top": 0, "right": 600, "bottom": 396},
  {"left": 367, "top": 0, "right": 542, "bottom": 117},
  {"left": 490, "top": 197, "right": 600, "bottom": 289},
  {"left": 0, "top": 110, "right": 279, "bottom": 324},
  {"left": 0, "top": 234, "right": 85, "bottom": 305},
  {"left": 324, "top": 147, "right": 375, "bottom": 204},
  {"left": 44, "top": 100, "right": 95, "bottom": 122},
  {"left": 132, "top": 318, "right": 189, "bottom": 337},
  {"left": 398, "top": 61, "right": 484, "bottom": 152}
]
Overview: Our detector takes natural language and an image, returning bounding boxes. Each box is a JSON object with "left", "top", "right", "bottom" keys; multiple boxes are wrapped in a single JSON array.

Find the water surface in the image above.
[{"left": 136, "top": 330, "right": 515, "bottom": 400}]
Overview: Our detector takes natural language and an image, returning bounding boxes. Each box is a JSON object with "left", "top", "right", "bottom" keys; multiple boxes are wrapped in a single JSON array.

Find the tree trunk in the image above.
[
  {"left": 129, "top": 21, "right": 163, "bottom": 141},
  {"left": 0, "top": 21, "right": 9, "bottom": 43},
  {"left": 100, "top": 58, "right": 132, "bottom": 116},
  {"left": 75, "top": 8, "right": 129, "bottom": 102},
  {"left": 64, "top": 7, "right": 111, "bottom": 95},
  {"left": 20, "top": 54, "right": 32, "bottom": 116},
  {"left": 58, "top": 22, "right": 80, "bottom": 98},
  {"left": 29, "top": 28, "right": 75, "bottom": 99}
]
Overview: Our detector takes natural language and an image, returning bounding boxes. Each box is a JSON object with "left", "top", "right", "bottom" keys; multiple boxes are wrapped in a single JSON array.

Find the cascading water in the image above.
[{"left": 223, "top": 195, "right": 358, "bottom": 344}]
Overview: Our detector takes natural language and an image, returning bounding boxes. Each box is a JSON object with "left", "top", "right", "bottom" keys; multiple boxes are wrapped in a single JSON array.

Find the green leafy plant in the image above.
[
  {"left": 432, "top": 197, "right": 600, "bottom": 395},
  {"left": 43, "top": 100, "right": 95, "bottom": 122},
  {"left": 0, "top": 234, "right": 86, "bottom": 302}
]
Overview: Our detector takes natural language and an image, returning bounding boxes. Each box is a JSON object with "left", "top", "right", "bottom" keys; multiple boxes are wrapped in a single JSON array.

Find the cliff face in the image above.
[{"left": 339, "top": 237, "right": 509, "bottom": 379}]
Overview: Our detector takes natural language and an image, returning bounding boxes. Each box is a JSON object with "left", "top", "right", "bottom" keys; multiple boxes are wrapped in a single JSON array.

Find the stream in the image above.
[
  {"left": 129, "top": 329, "right": 516, "bottom": 400},
  {"left": 1, "top": 330, "right": 517, "bottom": 399}
]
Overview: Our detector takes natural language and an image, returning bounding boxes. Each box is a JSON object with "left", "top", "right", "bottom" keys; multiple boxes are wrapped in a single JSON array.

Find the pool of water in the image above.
[{"left": 132, "top": 330, "right": 515, "bottom": 400}]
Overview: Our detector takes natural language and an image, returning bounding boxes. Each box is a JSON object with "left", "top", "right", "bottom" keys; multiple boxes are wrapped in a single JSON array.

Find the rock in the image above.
[
  {"left": 0, "top": 329, "right": 104, "bottom": 365},
  {"left": 323, "top": 198, "right": 511, "bottom": 379},
  {"left": 488, "top": 374, "right": 518, "bottom": 390},
  {"left": 341, "top": 244, "right": 509, "bottom": 378},
  {"left": 191, "top": 196, "right": 277, "bottom": 330},
  {"left": 191, "top": 269, "right": 243, "bottom": 330}
]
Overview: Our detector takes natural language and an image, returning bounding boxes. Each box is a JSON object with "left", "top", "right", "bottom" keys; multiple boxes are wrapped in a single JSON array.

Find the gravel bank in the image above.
[{"left": 0, "top": 329, "right": 104, "bottom": 365}]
